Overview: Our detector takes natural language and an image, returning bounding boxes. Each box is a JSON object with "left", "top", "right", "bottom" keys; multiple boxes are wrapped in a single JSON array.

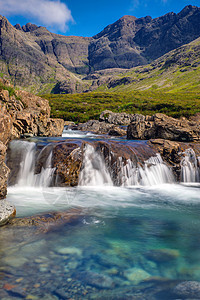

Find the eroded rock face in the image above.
[
  {"left": 0, "top": 141, "right": 10, "bottom": 199},
  {"left": 0, "top": 84, "right": 64, "bottom": 140},
  {"left": 0, "top": 200, "right": 16, "bottom": 226},
  {"left": 127, "top": 113, "right": 200, "bottom": 142}
]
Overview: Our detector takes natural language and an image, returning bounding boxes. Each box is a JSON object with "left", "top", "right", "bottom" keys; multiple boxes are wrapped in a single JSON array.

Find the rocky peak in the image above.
[
  {"left": 14, "top": 23, "right": 22, "bottom": 30},
  {"left": 178, "top": 5, "right": 199, "bottom": 18},
  {"left": 21, "top": 23, "right": 39, "bottom": 32}
]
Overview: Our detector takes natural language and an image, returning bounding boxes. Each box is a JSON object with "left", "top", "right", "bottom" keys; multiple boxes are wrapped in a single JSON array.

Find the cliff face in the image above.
[
  {"left": 0, "top": 5, "right": 199, "bottom": 93},
  {"left": 90, "top": 5, "right": 200, "bottom": 70}
]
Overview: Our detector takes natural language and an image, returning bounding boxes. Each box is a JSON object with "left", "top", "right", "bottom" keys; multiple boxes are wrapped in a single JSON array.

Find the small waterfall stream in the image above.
[
  {"left": 181, "top": 148, "right": 200, "bottom": 183},
  {"left": 7, "top": 138, "right": 200, "bottom": 188},
  {"left": 78, "top": 144, "right": 113, "bottom": 186},
  {"left": 78, "top": 144, "right": 174, "bottom": 186},
  {"left": 8, "top": 140, "right": 55, "bottom": 187}
]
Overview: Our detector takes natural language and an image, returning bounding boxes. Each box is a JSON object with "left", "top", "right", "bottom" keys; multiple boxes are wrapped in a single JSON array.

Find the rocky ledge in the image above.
[
  {"left": 127, "top": 113, "right": 200, "bottom": 142},
  {"left": 0, "top": 80, "right": 64, "bottom": 225}
]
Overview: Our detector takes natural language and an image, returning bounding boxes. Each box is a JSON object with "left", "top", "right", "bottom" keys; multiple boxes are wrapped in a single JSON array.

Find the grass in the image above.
[{"left": 42, "top": 90, "right": 200, "bottom": 123}]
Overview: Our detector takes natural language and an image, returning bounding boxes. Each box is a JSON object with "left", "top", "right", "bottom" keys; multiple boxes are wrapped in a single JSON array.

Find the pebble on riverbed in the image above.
[{"left": 124, "top": 267, "right": 151, "bottom": 284}]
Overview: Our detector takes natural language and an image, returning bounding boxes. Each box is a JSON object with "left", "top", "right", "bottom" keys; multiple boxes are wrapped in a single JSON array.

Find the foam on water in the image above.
[{"left": 62, "top": 128, "right": 98, "bottom": 138}]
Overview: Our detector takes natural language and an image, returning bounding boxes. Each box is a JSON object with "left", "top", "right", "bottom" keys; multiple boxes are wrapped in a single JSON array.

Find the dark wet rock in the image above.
[
  {"left": 127, "top": 113, "right": 200, "bottom": 142},
  {"left": 77, "top": 271, "right": 114, "bottom": 289},
  {"left": 173, "top": 281, "right": 200, "bottom": 298},
  {"left": 144, "top": 248, "right": 180, "bottom": 263},
  {"left": 8, "top": 208, "right": 84, "bottom": 232},
  {"left": 0, "top": 200, "right": 16, "bottom": 226},
  {"left": 7, "top": 286, "right": 26, "bottom": 298},
  {"left": 52, "top": 142, "right": 83, "bottom": 187}
]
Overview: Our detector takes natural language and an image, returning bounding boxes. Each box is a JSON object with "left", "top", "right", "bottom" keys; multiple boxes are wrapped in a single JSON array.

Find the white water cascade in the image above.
[
  {"left": 79, "top": 144, "right": 174, "bottom": 186},
  {"left": 117, "top": 154, "right": 174, "bottom": 186},
  {"left": 79, "top": 144, "right": 113, "bottom": 186},
  {"left": 9, "top": 141, "right": 55, "bottom": 187},
  {"left": 181, "top": 148, "right": 200, "bottom": 183}
]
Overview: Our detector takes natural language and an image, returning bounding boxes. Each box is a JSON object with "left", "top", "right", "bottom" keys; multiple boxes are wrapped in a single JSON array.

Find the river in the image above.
[{"left": 1, "top": 128, "right": 200, "bottom": 299}]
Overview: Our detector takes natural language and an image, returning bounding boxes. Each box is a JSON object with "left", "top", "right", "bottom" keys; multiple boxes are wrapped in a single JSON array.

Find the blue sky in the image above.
[{"left": 0, "top": 0, "right": 199, "bottom": 37}]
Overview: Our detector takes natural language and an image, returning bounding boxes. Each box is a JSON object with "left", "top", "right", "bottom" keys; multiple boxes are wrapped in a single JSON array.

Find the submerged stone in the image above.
[
  {"left": 77, "top": 271, "right": 114, "bottom": 289},
  {"left": 0, "top": 200, "right": 16, "bottom": 226},
  {"left": 173, "top": 281, "right": 200, "bottom": 298},
  {"left": 144, "top": 248, "right": 180, "bottom": 263},
  {"left": 124, "top": 267, "right": 151, "bottom": 284}
]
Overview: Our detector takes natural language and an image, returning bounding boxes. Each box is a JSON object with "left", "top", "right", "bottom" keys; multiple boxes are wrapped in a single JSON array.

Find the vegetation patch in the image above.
[{"left": 42, "top": 91, "right": 200, "bottom": 123}]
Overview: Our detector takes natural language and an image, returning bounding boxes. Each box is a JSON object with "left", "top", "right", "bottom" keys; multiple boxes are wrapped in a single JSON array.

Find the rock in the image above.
[
  {"left": 78, "top": 119, "right": 126, "bottom": 136},
  {"left": 0, "top": 142, "right": 10, "bottom": 199},
  {"left": 52, "top": 142, "right": 83, "bottom": 186},
  {"left": 144, "top": 248, "right": 180, "bottom": 263},
  {"left": 77, "top": 271, "right": 114, "bottom": 289},
  {"left": 124, "top": 267, "right": 151, "bottom": 284},
  {"left": 7, "top": 286, "right": 27, "bottom": 298},
  {"left": 0, "top": 111, "right": 13, "bottom": 145},
  {"left": 47, "top": 118, "right": 65, "bottom": 137},
  {"left": 0, "top": 80, "right": 64, "bottom": 206},
  {"left": 108, "top": 126, "right": 126, "bottom": 136},
  {"left": 8, "top": 208, "right": 83, "bottom": 232},
  {"left": 55, "top": 247, "right": 82, "bottom": 256},
  {"left": 0, "top": 84, "right": 64, "bottom": 140},
  {"left": 99, "top": 110, "right": 134, "bottom": 125},
  {"left": 0, "top": 200, "right": 16, "bottom": 226},
  {"left": 173, "top": 281, "right": 200, "bottom": 298},
  {"left": 127, "top": 113, "right": 200, "bottom": 142}
]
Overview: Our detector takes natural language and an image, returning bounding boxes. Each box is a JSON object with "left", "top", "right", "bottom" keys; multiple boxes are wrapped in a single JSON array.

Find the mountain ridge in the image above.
[{"left": 0, "top": 4, "right": 199, "bottom": 93}]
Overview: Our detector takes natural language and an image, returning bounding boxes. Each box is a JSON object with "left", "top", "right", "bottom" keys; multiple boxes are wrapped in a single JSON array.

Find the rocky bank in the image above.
[{"left": 0, "top": 80, "right": 64, "bottom": 225}]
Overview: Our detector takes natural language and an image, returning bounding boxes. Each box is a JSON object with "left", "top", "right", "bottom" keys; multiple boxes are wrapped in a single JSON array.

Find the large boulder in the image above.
[{"left": 127, "top": 113, "right": 200, "bottom": 142}]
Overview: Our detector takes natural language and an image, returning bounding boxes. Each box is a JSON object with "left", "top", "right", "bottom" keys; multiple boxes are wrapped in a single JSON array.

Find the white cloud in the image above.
[{"left": 0, "top": 0, "right": 73, "bottom": 32}]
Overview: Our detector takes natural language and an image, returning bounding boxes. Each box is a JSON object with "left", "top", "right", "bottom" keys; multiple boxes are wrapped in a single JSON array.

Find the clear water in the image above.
[{"left": 1, "top": 130, "right": 200, "bottom": 299}]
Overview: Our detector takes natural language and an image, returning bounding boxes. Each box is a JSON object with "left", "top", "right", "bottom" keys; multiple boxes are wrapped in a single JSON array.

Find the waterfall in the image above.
[
  {"left": 181, "top": 149, "right": 200, "bottom": 183},
  {"left": 79, "top": 144, "right": 113, "bottom": 186},
  {"left": 79, "top": 144, "right": 174, "bottom": 187},
  {"left": 117, "top": 154, "right": 174, "bottom": 186},
  {"left": 9, "top": 141, "right": 55, "bottom": 187}
]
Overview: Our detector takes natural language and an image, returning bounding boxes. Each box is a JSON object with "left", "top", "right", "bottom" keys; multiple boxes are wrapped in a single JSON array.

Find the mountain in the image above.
[
  {"left": 0, "top": 5, "right": 199, "bottom": 93},
  {"left": 94, "top": 36, "right": 200, "bottom": 93}
]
